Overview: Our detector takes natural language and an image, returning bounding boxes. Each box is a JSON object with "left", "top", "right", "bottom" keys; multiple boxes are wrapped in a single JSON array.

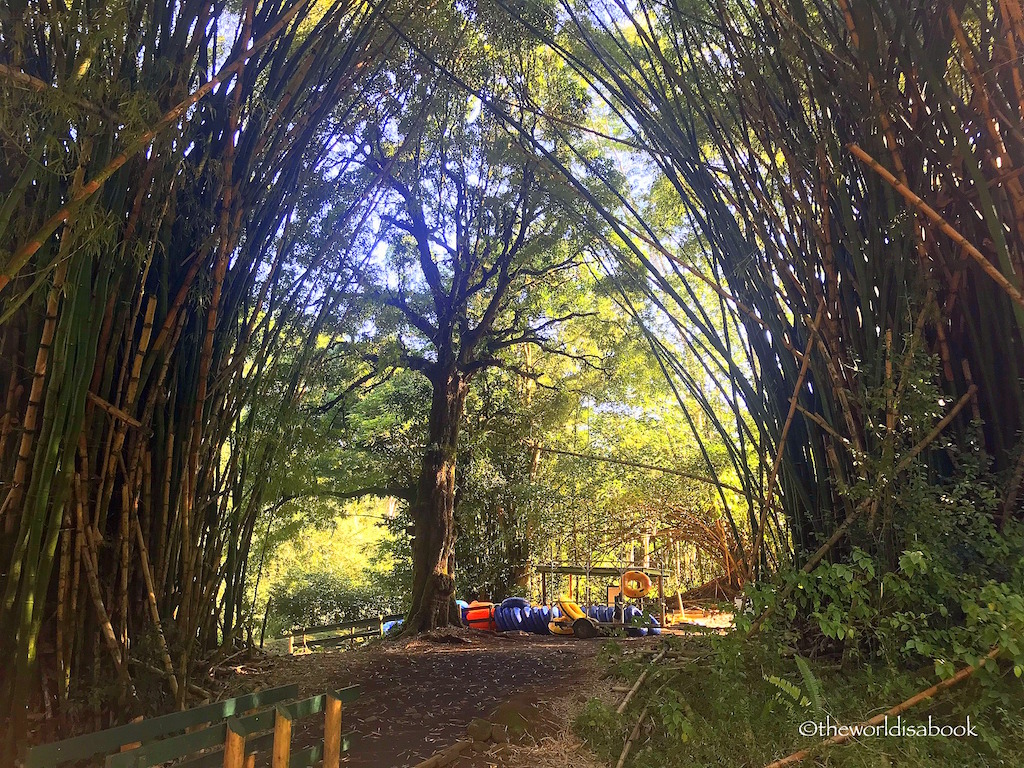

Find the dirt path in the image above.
[{"left": 241, "top": 630, "right": 605, "bottom": 767}]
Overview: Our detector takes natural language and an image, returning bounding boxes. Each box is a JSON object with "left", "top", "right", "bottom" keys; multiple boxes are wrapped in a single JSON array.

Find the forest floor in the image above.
[{"left": 223, "top": 627, "right": 644, "bottom": 767}]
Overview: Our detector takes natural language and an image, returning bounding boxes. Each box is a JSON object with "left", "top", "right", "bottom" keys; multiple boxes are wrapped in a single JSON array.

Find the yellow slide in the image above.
[
  {"left": 548, "top": 599, "right": 587, "bottom": 635},
  {"left": 557, "top": 599, "right": 586, "bottom": 620}
]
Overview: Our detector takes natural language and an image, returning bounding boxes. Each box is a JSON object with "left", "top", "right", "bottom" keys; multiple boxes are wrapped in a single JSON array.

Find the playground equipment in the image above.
[
  {"left": 463, "top": 596, "right": 661, "bottom": 638},
  {"left": 459, "top": 562, "right": 666, "bottom": 639},
  {"left": 548, "top": 599, "right": 596, "bottom": 637},
  {"left": 539, "top": 563, "right": 668, "bottom": 628},
  {"left": 620, "top": 570, "right": 652, "bottom": 598},
  {"left": 463, "top": 601, "right": 498, "bottom": 631}
]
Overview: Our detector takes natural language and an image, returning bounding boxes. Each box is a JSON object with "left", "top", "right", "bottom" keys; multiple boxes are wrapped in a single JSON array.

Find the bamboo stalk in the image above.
[
  {"left": 0, "top": 0, "right": 315, "bottom": 295},
  {"left": 56, "top": 505, "right": 71, "bottom": 701},
  {"left": 615, "top": 704, "right": 649, "bottom": 768},
  {"left": 85, "top": 392, "right": 142, "bottom": 427},
  {"left": 848, "top": 143, "right": 1024, "bottom": 310},
  {"left": 750, "top": 301, "right": 825, "bottom": 575},
  {"left": 73, "top": 473, "right": 126, "bottom": 676},
  {"left": 133, "top": 514, "right": 179, "bottom": 697},
  {"left": 617, "top": 648, "right": 666, "bottom": 714}
]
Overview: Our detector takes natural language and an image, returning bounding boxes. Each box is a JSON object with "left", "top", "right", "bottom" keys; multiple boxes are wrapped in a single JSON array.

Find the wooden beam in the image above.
[
  {"left": 222, "top": 721, "right": 245, "bottom": 768},
  {"left": 323, "top": 694, "right": 343, "bottom": 768},
  {"left": 272, "top": 709, "right": 291, "bottom": 768}
]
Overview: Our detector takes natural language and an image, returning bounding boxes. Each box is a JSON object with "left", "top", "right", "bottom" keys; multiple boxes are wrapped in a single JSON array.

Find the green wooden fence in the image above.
[
  {"left": 24, "top": 683, "right": 360, "bottom": 768},
  {"left": 282, "top": 613, "right": 404, "bottom": 652}
]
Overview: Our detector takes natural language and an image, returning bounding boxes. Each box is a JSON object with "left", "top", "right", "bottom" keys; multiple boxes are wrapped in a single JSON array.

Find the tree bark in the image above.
[{"left": 404, "top": 369, "right": 468, "bottom": 633}]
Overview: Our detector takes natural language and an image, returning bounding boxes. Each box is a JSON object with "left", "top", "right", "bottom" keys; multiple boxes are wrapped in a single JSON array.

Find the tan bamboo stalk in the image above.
[
  {"left": 959, "top": 359, "right": 983, "bottom": 423},
  {"left": 848, "top": 143, "right": 1024, "bottom": 310},
  {"left": 73, "top": 472, "right": 126, "bottom": 677},
  {"left": 749, "top": 301, "right": 825, "bottom": 574},
  {"left": 141, "top": 449, "right": 153, "bottom": 548},
  {"left": 133, "top": 514, "right": 179, "bottom": 697},
  {"left": 177, "top": 451, "right": 194, "bottom": 680},
  {"left": 793, "top": 403, "right": 848, "bottom": 444},
  {"left": 119, "top": 480, "right": 131, "bottom": 645},
  {"left": 156, "top": 426, "right": 174, "bottom": 593},
  {"left": 88, "top": 292, "right": 120, "bottom": 396},
  {"left": 763, "top": 647, "right": 1001, "bottom": 767},
  {"left": 997, "top": 1, "right": 1024, "bottom": 116},
  {"left": 0, "top": 0, "right": 314, "bottom": 295},
  {"left": 948, "top": 6, "right": 1024, "bottom": 243},
  {"left": 1, "top": 254, "right": 69, "bottom": 532},
  {"left": 615, "top": 704, "right": 650, "bottom": 768},
  {"left": 817, "top": 147, "right": 841, "bottom": 345},
  {"left": 617, "top": 648, "right": 666, "bottom": 714},
  {"left": 85, "top": 392, "right": 142, "bottom": 427},
  {"left": 56, "top": 505, "right": 71, "bottom": 701},
  {"left": 94, "top": 296, "right": 156, "bottom": 547},
  {"left": 180, "top": 5, "right": 250, "bottom": 656}
]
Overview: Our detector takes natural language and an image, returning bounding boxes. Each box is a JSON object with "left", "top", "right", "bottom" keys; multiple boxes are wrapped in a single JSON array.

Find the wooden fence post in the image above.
[
  {"left": 658, "top": 574, "right": 665, "bottom": 627},
  {"left": 272, "top": 708, "right": 291, "bottom": 768},
  {"left": 378, "top": 613, "right": 384, "bottom": 637},
  {"left": 323, "top": 693, "right": 343, "bottom": 768},
  {"left": 223, "top": 720, "right": 246, "bottom": 768}
]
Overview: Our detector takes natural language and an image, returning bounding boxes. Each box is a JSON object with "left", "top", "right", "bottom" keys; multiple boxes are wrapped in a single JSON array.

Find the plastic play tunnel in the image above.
[
  {"left": 463, "top": 597, "right": 660, "bottom": 635},
  {"left": 493, "top": 599, "right": 561, "bottom": 635}
]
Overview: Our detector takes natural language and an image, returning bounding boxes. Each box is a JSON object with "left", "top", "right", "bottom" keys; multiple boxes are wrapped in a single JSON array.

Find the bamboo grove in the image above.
[
  {"left": 492, "top": 0, "right": 1024, "bottom": 580},
  {"left": 2, "top": 0, "right": 1024, "bottom": 758},
  {"left": 0, "top": 0, "right": 416, "bottom": 753}
]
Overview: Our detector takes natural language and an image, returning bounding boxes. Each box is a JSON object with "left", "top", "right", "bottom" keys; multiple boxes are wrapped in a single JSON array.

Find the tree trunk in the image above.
[{"left": 404, "top": 369, "right": 468, "bottom": 633}]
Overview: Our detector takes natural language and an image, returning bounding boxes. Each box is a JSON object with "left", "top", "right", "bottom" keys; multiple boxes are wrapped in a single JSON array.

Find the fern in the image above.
[
  {"left": 764, "top": 674, "right": 810, "bottom": 710},
  {"left": 795, "top": 655, "right": 825, "bottom": 716}
]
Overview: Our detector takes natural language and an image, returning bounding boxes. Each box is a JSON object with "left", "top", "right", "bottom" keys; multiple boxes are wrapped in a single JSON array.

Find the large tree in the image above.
[{"left": 350, "top": 44, "right": 598, "bottom": 631}]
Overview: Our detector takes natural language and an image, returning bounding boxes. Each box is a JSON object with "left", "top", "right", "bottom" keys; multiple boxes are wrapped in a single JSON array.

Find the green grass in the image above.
[{"left": 575, "top": 637, "right": 1024, "bottom": 767}]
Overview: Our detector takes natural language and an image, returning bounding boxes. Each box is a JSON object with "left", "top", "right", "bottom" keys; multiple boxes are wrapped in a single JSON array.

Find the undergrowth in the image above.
[{"left": 575, "top": 635, "right": 1024, "bottom": 767}]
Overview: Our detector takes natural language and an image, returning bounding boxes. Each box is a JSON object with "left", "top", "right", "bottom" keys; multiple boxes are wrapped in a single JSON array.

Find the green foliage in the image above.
[
  {"left": 764, "top": 673, "right": 811, "bottom": 712},
  {"left": 596, "top": 639, "right": 623, "bottom": 666},
  {"left": 656, "top": 688, "right": 695, "bottom": 743},
  {"left": 573, "top": 698, "right": 626, "bottom": 756},
  {"left": 577, "top": 636, "right": 1024, "bottom": 767},
  {"left": 794, "top": 655, "right": 825, "bottom": 717},
  {"left": 269, "top": 573, "right": 400, "bottom": 633},
  {"left": 255, "top": 501, "right": 403, "bottom": 636}
]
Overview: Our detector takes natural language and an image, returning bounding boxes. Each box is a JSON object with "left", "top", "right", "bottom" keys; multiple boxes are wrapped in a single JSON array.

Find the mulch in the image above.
[{"left": 225, "top": 628, "right": 604, "bottom": 767}]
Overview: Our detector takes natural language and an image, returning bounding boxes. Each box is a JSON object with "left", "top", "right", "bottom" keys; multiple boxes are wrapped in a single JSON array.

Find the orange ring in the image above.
[{"left": 621, "top": 570, "right": 651, "bottom": 598}]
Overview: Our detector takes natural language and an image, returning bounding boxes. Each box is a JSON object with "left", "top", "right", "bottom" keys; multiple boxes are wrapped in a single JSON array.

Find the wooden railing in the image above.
[
  {"left": 281, "top": 613, "right": 404, "bottom": 653},
  {"left": 23, "top": 683, "right": 360, "bottom": 768}
]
